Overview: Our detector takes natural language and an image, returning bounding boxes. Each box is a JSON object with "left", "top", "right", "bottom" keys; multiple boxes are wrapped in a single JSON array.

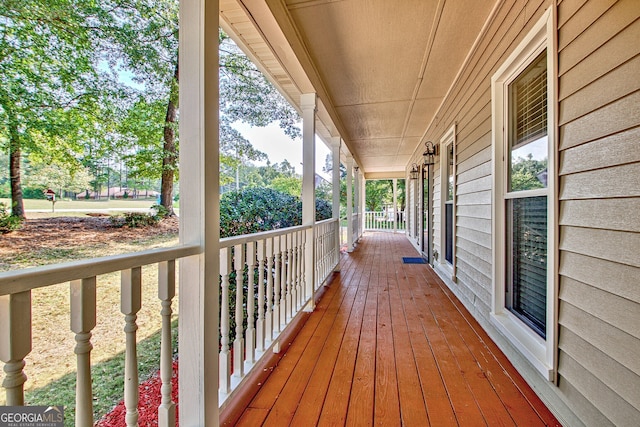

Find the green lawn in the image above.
[
  {"left": 0, "top": 198, "right": 156, "bottom": 210},
  {"left": 0, "top": 218, "right": 179, "bottom": 424}
]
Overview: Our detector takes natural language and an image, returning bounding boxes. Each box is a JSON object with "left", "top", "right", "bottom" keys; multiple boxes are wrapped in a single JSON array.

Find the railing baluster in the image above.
[
  {"left": 0, "top": 291, "right": 31, "bottom": 405},
  {"left": 325, "top": 224, "right": 330, "bottom": 272},
  {"left": 219, "top": 248, "right": 231, "bottom": 394},
  {"left": 233, "top": 244, "right": 245, "bottom": 378},
  {"left": 336, "top": 221, "right": 339, "bottom": 259},
  {"left": 273, "top": 237, "right": 282, "bottom": 333},
  {"left": 301, "top": 229, "right": 308, "bottom": 301},
  {"left": 289, "top": 233, "right": 296, "bottom": 320},
  {"left": 158, "top": 260, "right": 176, "bottom": 427},
  {"left": 321, "top": 225, "right": 326, "bottom": 280},
  {"left": 296, "top": 230, "right": 304, "bottom": 308},
  {"left": 256, "top": 240, "right": 266, "bottom": 352},
  {"left": 70, "top": 278, "right": 96, "bottom": 427},
  {"left": 246, "top": 242, "right": 256, "bottom": 366},
  {"left": 324, "top": 225, "right": 329, "bottom": 280},
  {"left": 280, "top": 235, "right": 288, "bottom": 327},
  {"left": 265, "top": 238, "right": 274, "bottom": 340},
  {"left": 325, "top": 226, "right": 330, "bottom": 277},
  {"left": 291, "top": 232, "right": 298, "bottom": 313},
  {"left": 121, "top": 267, "right": 142, "bottom": 427},
  {"left": 314, "top": 227, "right": 320, "bottom": 289}
]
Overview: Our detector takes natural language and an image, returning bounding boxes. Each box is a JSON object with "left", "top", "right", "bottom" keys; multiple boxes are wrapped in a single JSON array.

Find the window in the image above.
[
  {"left": 439, "top": 125, "right": 455, "bottom": 276},
  {"left": 491, "top": 9, "right": 555, "bottom": 380},
  {"left": 506, "top": 51, "right": 548, "bottom": 338},
  {"left": 445, "top": 143, "right": 454, "bottom": 265}
]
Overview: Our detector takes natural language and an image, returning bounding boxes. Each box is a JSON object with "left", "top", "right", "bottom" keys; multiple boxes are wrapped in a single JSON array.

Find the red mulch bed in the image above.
[{"left": 96, "top": 361, "right": 179, "bottom": 427}]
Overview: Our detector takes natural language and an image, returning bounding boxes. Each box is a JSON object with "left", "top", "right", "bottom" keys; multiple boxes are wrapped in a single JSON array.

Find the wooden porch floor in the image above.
[{"left": 231, "top": 232, "right": 560, "bottom": 426}]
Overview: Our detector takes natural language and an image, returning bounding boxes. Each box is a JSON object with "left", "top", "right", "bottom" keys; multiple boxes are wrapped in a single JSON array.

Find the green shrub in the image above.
[
  {"left": 110, "top": 203, "right": 174, "bottom": 228},
  {"left": 315, "top": 197, "right": 332, "bottom": 222},
  {"left": 218, "top": 188, "right": 334, "bottom": 342},
  {"left": 0, "top": 203, "right": 22, "bottom": 233},
  {"left": 151, "top": 203, "right": 170, "bottom": 219},
  {"left": 110, "top": 211, "right": 159, "bottom": 228},
  {"left": 220, "top": 187, "right": 333, "bottom": 238},
  {"left": 22, "top": 187, "right": 47, "bottom": 199}
]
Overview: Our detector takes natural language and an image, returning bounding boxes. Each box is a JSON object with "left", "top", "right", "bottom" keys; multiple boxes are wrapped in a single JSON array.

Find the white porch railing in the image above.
[
  {"left": 218, "top": 219, "right": 340, "bottom": 404},
  {"left": 364, "top": 211, "right": 406, "bottom": 232},
  {"left": 0, "top": 220, "right": 341, "bottom": 425},
  {"left": 314, "top": 219, "right": 340, "bottom": 290},
  {"left": 0, "top": 245, "right": 200, "bottom": 426}
]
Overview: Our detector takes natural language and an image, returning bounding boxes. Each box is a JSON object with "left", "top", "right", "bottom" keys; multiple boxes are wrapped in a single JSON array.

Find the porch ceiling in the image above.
[{"left": 221, "top": 0, "right": 497, "bottom": 176}]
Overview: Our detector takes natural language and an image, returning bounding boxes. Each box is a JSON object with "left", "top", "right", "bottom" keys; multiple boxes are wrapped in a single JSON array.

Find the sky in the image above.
[
  {"left": 111, "top": 59, "right": 333, "bottom": 181},
  {"left": 232, "top": 121, "right": 332, "bottom": 180}
]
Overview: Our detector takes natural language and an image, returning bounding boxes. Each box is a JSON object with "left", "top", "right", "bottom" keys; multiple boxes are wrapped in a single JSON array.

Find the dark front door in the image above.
[{"left": 421, "top": 166, "right": 431, "bottom": 261}]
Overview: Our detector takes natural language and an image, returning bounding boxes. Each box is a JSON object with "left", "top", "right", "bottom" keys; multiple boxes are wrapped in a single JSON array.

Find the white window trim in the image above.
[
  {"left": 490, "top": 8, "right": 557, "bottom": 381},
  {"left": 438, "top": 124, "right": 456, "bottom": 279}
]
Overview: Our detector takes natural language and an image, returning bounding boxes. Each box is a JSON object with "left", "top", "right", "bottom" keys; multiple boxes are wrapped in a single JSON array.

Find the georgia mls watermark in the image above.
[{"left": 0, "top": 406, "right": 63, "bottom": 427}]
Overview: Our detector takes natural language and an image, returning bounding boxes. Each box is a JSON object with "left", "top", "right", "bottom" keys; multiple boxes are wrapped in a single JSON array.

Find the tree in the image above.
[
  {"left": 218, "top": 31, "right": 300, "bottom": 190},
  {"left": 107, "top": 0, "right": 180, "bottom": 213},
  {"left": 118, "top": 98, "right": 168, "bottom": 184},
  {"left": 115, "top": 14, "right": 301, "bottom": 208},
  {"left": 0, "top": 151, "right": 8, "bottom": 197},
  {"left": 365, "top": 180, "right": 392, "bottom": 212},
  {"left": 2, "top": 1, "right": 302, "bottom": 219},
  {"left": 0, "top": 0, "right": 124, "bottom": 218},
  {"left": 219, "top": 125, "right": 267, "bottom": 190},
  {"left": 24, "top": 162, "right": 92, "bottom": 197},
  {"left": 223, "top": 160, "right": 300, "bottom": 194},
  {"left": 397, "top": 179, "right": 406, "bottom": 211},
  {"left": 510, "top": 154, "right": 547, "bottom": 191},
  {"left": 323, "top": 153, "right": 347, "bottom": 217},
  {"left": 269, "top": 176, "right": 302, "bottom": 197}
]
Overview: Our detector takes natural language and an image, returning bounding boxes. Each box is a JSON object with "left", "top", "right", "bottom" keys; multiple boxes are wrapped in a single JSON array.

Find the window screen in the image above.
[{"left": 506, "top": 196, "right": 547, "bottom": 337}]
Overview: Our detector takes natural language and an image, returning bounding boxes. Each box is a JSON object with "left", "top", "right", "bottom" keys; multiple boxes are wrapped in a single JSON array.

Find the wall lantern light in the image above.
[
  {"left": 409, "top": 163, "right": 420, "bottom": 180},
  {"left": 422, "top": 141, "right": 438, "bottom": 166}
]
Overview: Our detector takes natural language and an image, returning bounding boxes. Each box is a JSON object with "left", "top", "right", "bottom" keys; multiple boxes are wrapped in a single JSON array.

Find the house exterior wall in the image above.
[
  {"left": 406, "top": 0, "right": 640, "bottom": 425},
  {"left": 556, "top": 0, "right": 640, "bottom": 425}
]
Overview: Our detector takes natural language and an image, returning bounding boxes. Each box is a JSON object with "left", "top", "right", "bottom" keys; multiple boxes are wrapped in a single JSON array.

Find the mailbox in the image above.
[{"left": 44, "top": 189, "right": 56, "bottom": 202}]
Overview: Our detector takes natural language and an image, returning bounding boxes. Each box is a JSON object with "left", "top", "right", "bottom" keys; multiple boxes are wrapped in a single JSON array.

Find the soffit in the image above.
[
  {"left": 224, "top": 0, "right": 497, "bottom": 176},
  {"left": 220, "top": 0, "right": 352, "bottom": 161}
]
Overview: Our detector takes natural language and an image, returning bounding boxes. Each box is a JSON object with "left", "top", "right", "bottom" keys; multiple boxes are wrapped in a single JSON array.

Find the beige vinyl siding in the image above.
[
  {"left": 456, "top": 216, "right": 491, "bottom": 234},
  {"left": 558, "top": 19, "right": 640, "bottom": 101},
  {"left": 558, "top": 378, "right": 614, "bottom": 427},
  {"left": 411, "top": 0, "right": 639, "bottom": 423},
  {"left": 432, "top": 160, "right": 442, "bottom": 258},
  {"left": 559, "top": 351, "right": 638, "bottom": 426},
  {"left": 557, "top": 0, "right": 640, "bottom": 424},
  {"left": 559, "top": 126, "right": 640, "bottom": 175},
  {"left": 419, "top": 0, "right": 548, "bottom": 318},
  {"left": 560, "top": 327, "right": 640, "bottom": 413},
  {"left": 559, "top": 252, "right": 640, "bottom": 304}
]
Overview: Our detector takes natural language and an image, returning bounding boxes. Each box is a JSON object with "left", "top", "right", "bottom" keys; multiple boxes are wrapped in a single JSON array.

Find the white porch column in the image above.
[
  {"left": 331, "top": 137, "right": 341, "bottom": 271},
  {"left": 178, "top": 0, "right": 219, "bottom": 425},
  {"left": 358, "top": 171, "right": 365, "bottom": 239},
  {"left": 346, "top": 156, "right": 354, "bottom": 252},
  {"left": 354, "top": 167, "right": 359, "bottom": 240},
  {"left": 301, "top": 93, "right": 317, "bottom": 311},
  {"left": 393, "top": 178, "right": 398, "bottom": 233},
  {"left": 361, "top": 172, "right": 366, "bottom": 237}
]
